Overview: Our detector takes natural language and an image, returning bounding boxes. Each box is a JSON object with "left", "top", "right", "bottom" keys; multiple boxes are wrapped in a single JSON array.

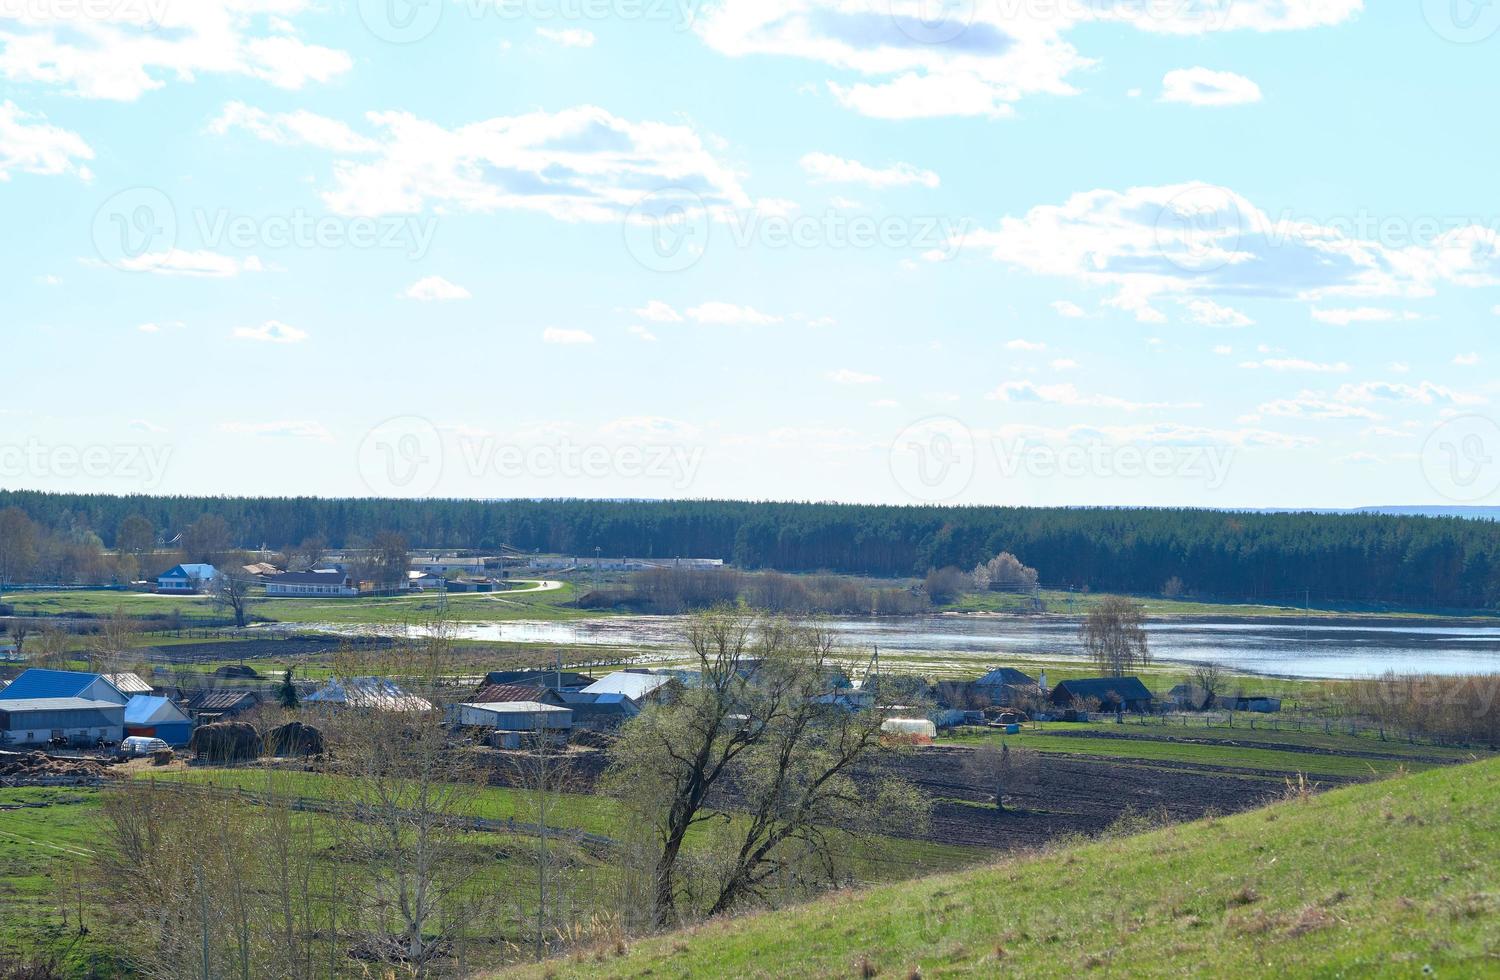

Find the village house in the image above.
[
  {"left": 183, "top": 689, "right": 262, "bottom": 723},
  {"left": 265, "top": 568, "right": 359, "bottom": 598},
  {"left": 155, "top": 563, "right": 220, "bottom": 593},
  {"left": 1049, "top": 676, "right": 1154, "bottom": 714}
]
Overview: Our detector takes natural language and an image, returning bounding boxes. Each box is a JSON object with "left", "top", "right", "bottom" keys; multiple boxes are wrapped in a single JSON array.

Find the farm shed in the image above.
[
  {"left": 0, "top": 697, "right": 125, "bottom": 747},
  {"left": 1216, "top": 694, "right": 1282, "bottom": 713},
  {"left": 447, "top": 701, "right": 573, "bottom": 731},
  {"left": 553, "top": 691, "right": 639, "bottom": 729},
  {"left": 124, "top": 695, "right": 195, "bottom": 746},
  {"left": 1049, "top": 677, "right": 1154, "bottom": 714},
  {"left": 483, "top": 670, "right": 596, "bottom": 690},
  {"left": 184, "top": 689, "right": 261, "bottom": 722}
]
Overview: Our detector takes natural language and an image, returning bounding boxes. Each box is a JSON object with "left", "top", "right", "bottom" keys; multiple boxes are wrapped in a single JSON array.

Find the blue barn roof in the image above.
[{"left": 0, "top": 669, "right": 122, "bottom": 702}]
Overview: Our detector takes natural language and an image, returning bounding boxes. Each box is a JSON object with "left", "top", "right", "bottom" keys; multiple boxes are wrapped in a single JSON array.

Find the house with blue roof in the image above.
[
  {"left": 156, "top": 563, "right": 220, "bottom": 593},
  {"left": 0, "top": 668, "right": 129, "bottom": 705},
  {"left": 124, "top": 696, "right": 195, "bottom": 746}
]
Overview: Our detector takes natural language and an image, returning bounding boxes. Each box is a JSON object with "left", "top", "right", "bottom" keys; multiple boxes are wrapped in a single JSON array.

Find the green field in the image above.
[
  {"left": 506, "top": 757, "right": 1500, "bottom": 978},
  {"left": 151, "top": 766, "right": 986, "bottom": 879},
  {"left": 2, "top": 580, "right": 596, "bottom": 627}
]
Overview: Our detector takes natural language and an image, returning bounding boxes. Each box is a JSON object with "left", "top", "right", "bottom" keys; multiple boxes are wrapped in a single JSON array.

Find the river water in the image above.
[{"left": 280, "top": 615, "right": 1500, "bottom": 680}]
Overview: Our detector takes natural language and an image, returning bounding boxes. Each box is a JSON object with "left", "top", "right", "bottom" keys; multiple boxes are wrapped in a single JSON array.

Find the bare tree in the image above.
[
  {"left": 1080, "top": 596, "right": 1150, "bottom": 676},
  {"left": 213, "top": 568, "right": 257, "bottom": 629},
  {"left": 0, "top": 506, "right": 39, "bottom": 591},
  {"left": 1189, "top": 662, "right": 1226, "bottom": 707},
  {"left": 605, "top": 610, "right": 927, "bottom": 925},
  {"left": 507, "top": 719, "right": 582, "bottom": 960},
  {"left": 964, "top": 742, "right": 1039, "bottom": 812},
  {"left": 322, "top": 624, "right": 494, "bottom": 975}
]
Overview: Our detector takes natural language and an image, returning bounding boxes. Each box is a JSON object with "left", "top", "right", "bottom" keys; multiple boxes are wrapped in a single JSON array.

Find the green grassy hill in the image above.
[{"left": 509, "top": 758, "right": 1500, "bottom": 979}]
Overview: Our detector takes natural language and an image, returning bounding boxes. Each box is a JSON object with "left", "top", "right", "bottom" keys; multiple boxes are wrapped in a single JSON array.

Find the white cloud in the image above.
[
  {"left": 220, "top": 420, "right": 333, "bottom": 442},
  {"left": 0, "top": 2, "right": 351, "bottom": 101},
  {"left": 209, "top": 102, "right": 378, "bottom": 153},
  {"left": 1051, "top": 300, "right": 1087, "bottom": 318},
  {"left": 1050, "top": 358, "right": 1078, "bottom": 370},
  {"left": 1213, "top": 345, "right": 1234, "bottom": 355},
  {"left": 0, "top": 101, "right": 92, "bottom": 180},
  {"left": 1311, "top": 307, "right": 1420, "bottom": 325},
  {"left": 233, "top": 320, "right": 307, "bottom": 344},
  {"left": 694, "top": 0, "right": 1358, "bottom": 119},
  {"left": 37, "top": 273, "right": 62, "bottom": 285},
  {"left": 216, "top": 102, "right": 749, "bottom": 222},
  {"left": 1454, "top": 352, "right": 1480, "bottom": 366},
  {"left": 634, "top": 300, "right": 685, "bottom": 323},
  {"left": 114, "top": 250, "right": 263, "bottom": 277},
  {"left": 1184, "top": 298, "right": 1253, "bottom": 327},
  {"left": 799, "top": 151, "right": 939, "bottom": 189},
  {"left": 1245, "top": 378, "right": 1484, "bottom": 422},
  {"left": 685, "top": 302, "right": 782, "bottom": 325},
  {"left": 536, "top": 27, "right": 596, "bottom": 47},
  {"left": 402, "top": 275, "right": 471, "bottom": 301},
  {"left": 827, "top": 368, "right": 880, "bottom": 384},
  {"left": 1160, "top": 67, "right": 1262, "bottom": 107},
  {"left": 128, "top": 418, "right": 167, "bottom": 434},
  {"left": 137, "top": 322, "right": 162, "bottom": 334},
  {"left": 1239, "top": 358, "right": 1351, "bottom": 373},
  {"left": 1006, "top": 339, "right": 1047, "bottom": 351},
  {"left": 542, "top": 326, "right": 595, "bottom": 345},
  {"left": 628, "top": 325, "right": 658, "bottom": 342},
  {"left": 985, "top": 380, "right": 1195, "bottom": 412},
  {"left": 956, "top": 181, "right": 1500, "bottom": 314}
]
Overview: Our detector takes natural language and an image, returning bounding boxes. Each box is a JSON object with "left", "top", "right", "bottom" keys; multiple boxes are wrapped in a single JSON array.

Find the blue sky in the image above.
[{"left": 3, "top": 0, "right": 1499, "bottom": 508}]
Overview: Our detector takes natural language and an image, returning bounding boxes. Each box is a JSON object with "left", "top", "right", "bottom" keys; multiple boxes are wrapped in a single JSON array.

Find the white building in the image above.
[
  {"left": 265, "top": 569, "right": 359, "bottom": 597},
  {"left": 156, "top": 563, "right": 220, "bottom": 593}
]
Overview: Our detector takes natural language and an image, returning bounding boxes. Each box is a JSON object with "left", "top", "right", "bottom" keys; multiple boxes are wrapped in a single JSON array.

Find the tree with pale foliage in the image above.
[
  {"left": 970, "top": 551, "right": 1038, "bottom": 592},
  {"left": 1079, "top": 596, "right": 1150, "bottom": 676}
]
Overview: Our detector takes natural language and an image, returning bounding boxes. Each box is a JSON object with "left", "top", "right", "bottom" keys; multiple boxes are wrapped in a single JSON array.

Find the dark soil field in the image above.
[{"left": 877, "top": 747, "right": 1287, "bottom": 852}]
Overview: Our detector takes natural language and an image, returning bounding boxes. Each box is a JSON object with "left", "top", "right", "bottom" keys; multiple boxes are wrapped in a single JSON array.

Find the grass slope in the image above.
[{"left": 511, "top": 758, "right": 1500, "bottom": 979}]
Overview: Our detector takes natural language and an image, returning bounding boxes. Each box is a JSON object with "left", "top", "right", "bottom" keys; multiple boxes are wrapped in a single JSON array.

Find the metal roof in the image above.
[
  {"left": 0, "top": 669, "right": 124, "bottom": 702},
  {"left": 104, "top": 672, "right": 154, "bottom": 694},
  {"left": 125, "top": 695, "right": 192, "bottom": 725},
  {"left": 0, "top": 697, "right": 126, "bottom": 713},
  {"left": 580, "top": 671, "right": 675, "bottom": 699},
  {"left": 460, "top": 701, "right": 572, "bottom": 714}
]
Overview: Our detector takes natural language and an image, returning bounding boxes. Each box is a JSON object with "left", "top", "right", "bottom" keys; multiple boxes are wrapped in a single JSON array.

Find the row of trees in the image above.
[
  {"left": 599, "top": 567, "right": 928, "bottom": 616},
  {"left": 7, "top": 491, "right": 1497, "bottom": 607}
]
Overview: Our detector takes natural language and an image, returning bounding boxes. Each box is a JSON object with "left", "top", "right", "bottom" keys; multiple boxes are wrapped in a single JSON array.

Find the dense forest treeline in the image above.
[{"left": 2, "top": 490, "right": 1499, "bottom": 609}]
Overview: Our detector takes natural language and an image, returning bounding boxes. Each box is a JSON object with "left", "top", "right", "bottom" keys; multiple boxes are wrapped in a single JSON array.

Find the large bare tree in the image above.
[
  {"left": 605, "top": 609, "right": 926, "bottom": 925},
  {"left": 1079, "top": 595, "right": 1151, "bottom": 676}
]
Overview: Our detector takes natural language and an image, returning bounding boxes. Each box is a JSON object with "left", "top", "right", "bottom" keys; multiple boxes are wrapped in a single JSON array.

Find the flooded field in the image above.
[{"left": 264, "top": 615, "right": 1500, "bottom": 680}]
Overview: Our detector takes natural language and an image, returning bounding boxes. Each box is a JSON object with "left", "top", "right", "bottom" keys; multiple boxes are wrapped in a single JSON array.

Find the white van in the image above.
[{"left": 121, "top": 736, "right": 171, "bottom": 756}]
